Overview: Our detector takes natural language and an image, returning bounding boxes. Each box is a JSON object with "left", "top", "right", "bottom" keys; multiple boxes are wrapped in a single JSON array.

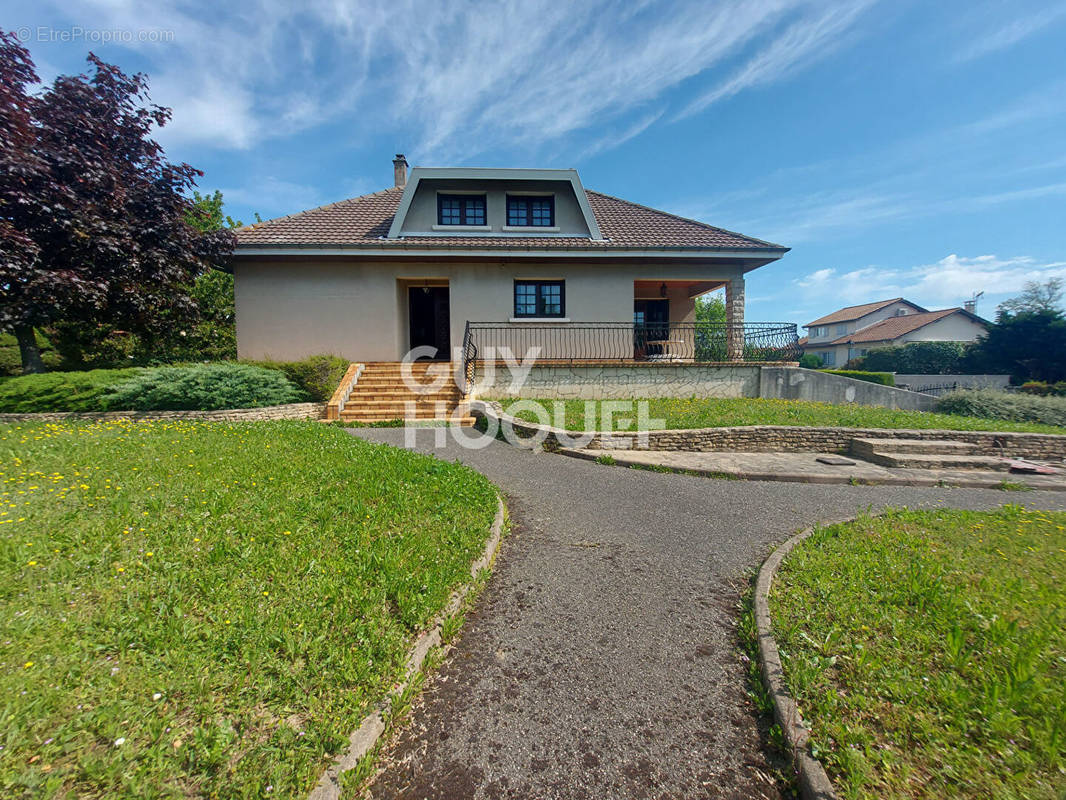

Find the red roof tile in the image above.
[
  {"left": 805, "top": 298, "right": 925, "bottom": 328},
  {"left": 827, "top": 309, "right": 980, "bottom": 344},
  {"left": 233, "top": 187, "right": 784, "bottom": 252}
]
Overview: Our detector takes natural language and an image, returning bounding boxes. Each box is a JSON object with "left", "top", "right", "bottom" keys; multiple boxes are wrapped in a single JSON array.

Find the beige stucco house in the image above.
[
  {"left": 800, "top": 298, "right": 989, "bottom": 367},
  {"left": 231, "top": 157, "right": 792, "bottom": 367}
]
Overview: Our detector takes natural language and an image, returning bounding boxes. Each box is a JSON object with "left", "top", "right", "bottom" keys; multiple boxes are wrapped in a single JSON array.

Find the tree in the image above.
[
  {"left": 695, "top": 293, "right": 726, "bottom": 325},
  {"left": 0, "top": 32, "right": 234, "bottom": 373},
  {"left": 849, "top": 341, "right": 971, "bottom": 374},
  {"left": 997, "top": 278, "right": 1063, "bottom": 317},
  {"left": 968, "top": 310, "right": 1066, "bottom": 383}
]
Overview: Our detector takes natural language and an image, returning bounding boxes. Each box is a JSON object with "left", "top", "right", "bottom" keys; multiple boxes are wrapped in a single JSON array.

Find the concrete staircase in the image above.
[
  {"left": 849, "top": 437, "right": 1009, "bottom": 471},
  {"left": 338, "top": 362, "right": 473, "bottom": 424}
]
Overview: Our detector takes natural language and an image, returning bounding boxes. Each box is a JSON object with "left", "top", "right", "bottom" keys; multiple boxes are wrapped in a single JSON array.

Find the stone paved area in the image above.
[
  {"left": 561, "top": 448, "right": 1066, "bottom": 491},
  {"left": 348, "top": 428, "right": 1066, "bottom": 799}
]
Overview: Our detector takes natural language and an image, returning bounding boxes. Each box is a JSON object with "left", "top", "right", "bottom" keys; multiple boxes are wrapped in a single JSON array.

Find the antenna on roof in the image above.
[{"left": 964, "top": 290, "right": 984, "bottom": 315}]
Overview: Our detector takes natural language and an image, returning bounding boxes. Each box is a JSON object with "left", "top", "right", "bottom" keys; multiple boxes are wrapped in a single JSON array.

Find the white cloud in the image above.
[
  {"left": 29, "top": 0, "right": 877, "bottom": 159},
  {"left": 954, "top": 4, "right": 1066, "bottom": 63},
  {"left": 793, "top": 254, "right": 1066, "bottom": 313}
]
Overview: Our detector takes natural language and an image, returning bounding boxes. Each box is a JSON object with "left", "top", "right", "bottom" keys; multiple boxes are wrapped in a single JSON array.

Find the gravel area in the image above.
[{"left": 348, "top": 428, "right": 1066, "bottom": 799}]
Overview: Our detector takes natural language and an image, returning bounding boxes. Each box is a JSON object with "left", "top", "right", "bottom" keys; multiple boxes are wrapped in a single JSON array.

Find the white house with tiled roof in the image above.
[
  {"left": 231, "top": 156, "right": 791, "bottom": 366},
  {"left": 801, "top": 298, "right": 989, "bottom": 367}
]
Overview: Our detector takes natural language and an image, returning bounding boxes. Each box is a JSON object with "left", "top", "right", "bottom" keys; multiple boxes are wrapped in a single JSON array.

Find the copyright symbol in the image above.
[{"left": 16, "top": 27, "right": 31, "bottom": 42}]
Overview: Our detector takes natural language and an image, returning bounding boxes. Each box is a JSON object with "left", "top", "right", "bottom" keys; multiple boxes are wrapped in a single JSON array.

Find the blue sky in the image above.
[{"left": 7, "top": 0, "right": 1066, "bottom": 326}]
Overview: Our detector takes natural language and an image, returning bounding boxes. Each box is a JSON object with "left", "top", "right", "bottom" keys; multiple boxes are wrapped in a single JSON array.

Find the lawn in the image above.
[
  {"left": 770, "top": 507, "right": 1066, "bottom": 799},
  {"left": 494, "top": 397, "right": 1066, "bottom": 435},
  {"left": 0, "top": 420, "right": 498, "bottom": 798}
]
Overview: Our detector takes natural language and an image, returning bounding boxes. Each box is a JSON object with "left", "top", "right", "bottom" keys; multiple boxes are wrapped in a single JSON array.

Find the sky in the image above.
[{"left": 6, "top": 0, "right": 1066, "bottom": 327}]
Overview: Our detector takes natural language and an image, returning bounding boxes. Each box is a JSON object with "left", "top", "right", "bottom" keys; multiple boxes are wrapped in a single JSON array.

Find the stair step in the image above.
[
  {"left": 863, "top": 452, "right": 1010, "bottom": 471},
  {"left": 850, "top": 437, "right": 980, "bottom": 458}
]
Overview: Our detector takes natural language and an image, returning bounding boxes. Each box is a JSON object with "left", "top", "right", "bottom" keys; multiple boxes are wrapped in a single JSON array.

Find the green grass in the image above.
[
  {"left": 494, "top": 397, "right": 1066, "bottom": 435},
  {"left": 771, "top": 508, "right": 1066, "bottom": 799},
  {"left": 0, "top": 420, "right": 498, "bottom": 798}
]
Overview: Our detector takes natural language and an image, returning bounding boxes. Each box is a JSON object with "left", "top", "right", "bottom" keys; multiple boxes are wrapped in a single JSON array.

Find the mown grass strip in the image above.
[{"left": 496, "top": 397, "right": 1066, "bottom": 435}]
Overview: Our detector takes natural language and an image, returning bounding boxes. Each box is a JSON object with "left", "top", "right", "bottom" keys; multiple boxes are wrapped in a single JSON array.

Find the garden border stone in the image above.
[
  {"left": 0, "top": 402, "right": 326, "bottom": 423},
  {"left": 307, "top": 495, "right": 507, "bottom": 800},
  {"left": 754, "top": 527, "right": 839, "bottom": 800}
]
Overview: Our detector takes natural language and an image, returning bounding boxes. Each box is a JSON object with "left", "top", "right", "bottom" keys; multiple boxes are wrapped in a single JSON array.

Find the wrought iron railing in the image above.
[{"left": 462, "top": 322, "right": 800, "bottom": 375}]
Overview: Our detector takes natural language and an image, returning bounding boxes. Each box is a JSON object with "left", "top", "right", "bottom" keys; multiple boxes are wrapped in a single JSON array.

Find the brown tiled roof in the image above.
[
  {"left": 233, "top": 187, "right": 784, "bottom": 252},
  {"left": 805, "top": 298, "right": 925, "bottom": 328},
  {"left": 827, "top": 309, "right": 976, "bottom": 344}
]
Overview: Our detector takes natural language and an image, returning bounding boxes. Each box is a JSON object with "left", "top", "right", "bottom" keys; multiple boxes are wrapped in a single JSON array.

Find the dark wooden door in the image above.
[
  {"left": 634, "top": 299, "right": 669, "bottom": 357},
  {"left": 408, "top": 287, "right": 450, "bottom": 358}
]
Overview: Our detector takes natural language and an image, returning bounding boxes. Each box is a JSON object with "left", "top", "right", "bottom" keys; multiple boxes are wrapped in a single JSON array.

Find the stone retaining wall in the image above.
[
  {"left": 0, "top": 402, "right": 327, "bottom": 424},
  {"left": 472, "top": 402, "right": 1066, "bottom": 459}
]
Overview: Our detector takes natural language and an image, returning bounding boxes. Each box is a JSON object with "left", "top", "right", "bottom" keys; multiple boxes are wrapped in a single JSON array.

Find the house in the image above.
[
  {"left": 800, "top": 298, "right": 989, "bottom": 367},
  {"left": 231, "top": 156, "right": 792, "bottom": 363},
  {"left": 230, "top": 156, "right": 798, "bottom": 420}
]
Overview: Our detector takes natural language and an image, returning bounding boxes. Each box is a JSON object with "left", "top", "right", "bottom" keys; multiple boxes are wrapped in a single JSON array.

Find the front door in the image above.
[{"left": 408, "top": 286, "right": 450, "bottom": 358}]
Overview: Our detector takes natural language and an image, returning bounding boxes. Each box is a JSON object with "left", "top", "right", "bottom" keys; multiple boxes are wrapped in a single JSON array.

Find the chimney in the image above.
[
  {"left": 392, "top": 153, "right": 408, "bottom": 188},
  {"left": 964, "top": 299, "right": 976, "bottom": 314}
]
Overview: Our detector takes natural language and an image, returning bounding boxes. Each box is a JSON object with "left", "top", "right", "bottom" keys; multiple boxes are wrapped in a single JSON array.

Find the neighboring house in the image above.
[
  {"left": 230, "top": 156, "right": 791, "bottom": 366},
  {"left": 801, "top": 298, "right": 989, "bottom": 367}
]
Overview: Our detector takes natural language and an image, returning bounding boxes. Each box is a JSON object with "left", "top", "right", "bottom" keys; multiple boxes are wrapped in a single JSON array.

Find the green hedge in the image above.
[
  {"left": 823, "top": 369, "right": 895, "bottom": 386},
  {"left": 249, "top": 354, "right": 349, "bottom": 401},
  {"left": 104, "top": 363, "right": 302, "bottom": 411},
  {"left": 0, "top": 368, "right": 143, "bottom": 412},
  {"left": 936, "top": 390, "right": 1066, "bottom": 427}
]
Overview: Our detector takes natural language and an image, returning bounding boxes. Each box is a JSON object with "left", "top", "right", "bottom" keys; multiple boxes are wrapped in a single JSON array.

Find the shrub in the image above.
[
  {"left": 824, "top": 369, "right": 895, "bottom": 386},
  {"left": 1019, "top": 380, "right": 1066, "bottom": 397},
  {"left": 0, "top": 368, "right": 143, "bottom": 412},
  {"left": 249, "top": 355, "right": 350, "bottom": 401},
  {"left": 854, "top": 341, "right": 972, "bottom": 374},
  {"left": 798, "top": 353, "right": 822, "bottom": 369},
  {"left": 105, "top": 363, "right": 302, "bottom": 411},
  {"left": 937, "top": 390, "right": 1066, "bottom": 427}
]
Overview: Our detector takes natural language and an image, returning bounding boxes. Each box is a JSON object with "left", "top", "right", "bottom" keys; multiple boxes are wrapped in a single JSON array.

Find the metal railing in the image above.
[{"left": 461, "top": 322, "right": 799, "bottom": 384}]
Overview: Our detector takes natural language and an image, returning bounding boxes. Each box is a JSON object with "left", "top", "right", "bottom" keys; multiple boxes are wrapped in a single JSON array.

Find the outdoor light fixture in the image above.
[{"left": 660, "top": 282, "right": 667, "bottom": 297}]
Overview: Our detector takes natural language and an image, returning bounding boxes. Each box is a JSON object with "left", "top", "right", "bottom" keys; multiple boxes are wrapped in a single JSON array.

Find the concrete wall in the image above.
[
  {"left": 473, "top": 363, "right": 761, "bottom": 399},
  {"left": 759, "top": 367, "right": 938, "bottom": 410},
  {"left": 234, "top": 258, "right": 743, "bottom": 362}
]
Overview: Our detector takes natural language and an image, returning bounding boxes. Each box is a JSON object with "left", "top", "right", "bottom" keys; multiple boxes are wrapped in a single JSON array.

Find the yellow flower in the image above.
[
  {"left": 145, "top": 552, "right": 153, "bottom": 557},
  {"left": 23, "top": 661, "right": 33, "bottom": 668},
  {"left": 283, "top": 531, "right": 291, "bottom": 536},
  {"left": 262, "top": 591, "right": 269, "bottom": 596},
  {"left": 27, "top": 560, "right": 37, "bottom": 566}
]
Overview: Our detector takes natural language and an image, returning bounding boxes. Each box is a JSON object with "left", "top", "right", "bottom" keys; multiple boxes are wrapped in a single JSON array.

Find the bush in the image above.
[
  {"left": 1019, "top": 381, "right": 1066, "bottom": 397},
  {"left": 0, "top": 368, "right": 143, "bottom": 412},
  {"left": 105, "top": 363, "right": 302, "bottom": 411},
  {"left": 937, "top": 390, "right": 1066, "bottom": 427},
  {"left": 824, "top": 369, "right": 895, "bottom": 386},
  {"left": 798, "top": 353, "right": 822, "bottom": 369},
  {"left": 854, "top": 341, "right": 972, "bottom": 374},
  {"left": 249, "top": 355, "right": 350, "bottom": 401}
]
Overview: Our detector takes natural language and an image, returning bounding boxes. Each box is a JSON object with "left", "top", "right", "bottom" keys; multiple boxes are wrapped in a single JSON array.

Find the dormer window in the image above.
[
  {"left": 507, "top": 195, "right": 554, "bottom": 227},
  {"left": 437, "top": 194, "right": 486, "bottom": 226}
]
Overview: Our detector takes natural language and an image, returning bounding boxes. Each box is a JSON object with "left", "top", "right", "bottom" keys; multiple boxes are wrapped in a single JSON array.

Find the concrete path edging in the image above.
[
  {"left": 754, "top": 527, "right": 839, "bottom": 800},
  {"left": 556, "top": 446, "right": 1066, "bottom": 491},
  {"left": 307, "top": 495, "right": 507, "bottom": 800}
]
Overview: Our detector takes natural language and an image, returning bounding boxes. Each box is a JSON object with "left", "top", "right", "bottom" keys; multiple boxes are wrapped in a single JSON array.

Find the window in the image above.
[
  {"left": 514, "top": 280, "right": 565, "bottom": 318},
  {"left": 437, "top": 194, "right": 486, "bottom": 226},
  {"left": 812, "top": 326, "right": 827, "bottom": 338},
  {"left": 820, "top": 350, "right": 836, "bottom": 366},
  {"left": 835, "top": 323, "right": 848, "bottom": 335},
  {"left": 507, "top": 195, "right": 554, "bottom": 227}
]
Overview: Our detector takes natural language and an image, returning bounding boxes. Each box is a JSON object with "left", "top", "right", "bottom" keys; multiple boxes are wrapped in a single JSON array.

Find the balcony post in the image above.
[{"left": 725, "top": 276, "right": 745, "bottom": 361}]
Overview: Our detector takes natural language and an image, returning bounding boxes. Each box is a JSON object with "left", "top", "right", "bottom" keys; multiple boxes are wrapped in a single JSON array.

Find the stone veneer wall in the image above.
[
  {"left": 0, "top": 402, "right": 327, "bottom": 424},
  {"left": 472, "top": 363, "right": 763, "bottom": 399},
  {"left": 472, "top": 403, "right": 1066, "bottom": 459}
]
